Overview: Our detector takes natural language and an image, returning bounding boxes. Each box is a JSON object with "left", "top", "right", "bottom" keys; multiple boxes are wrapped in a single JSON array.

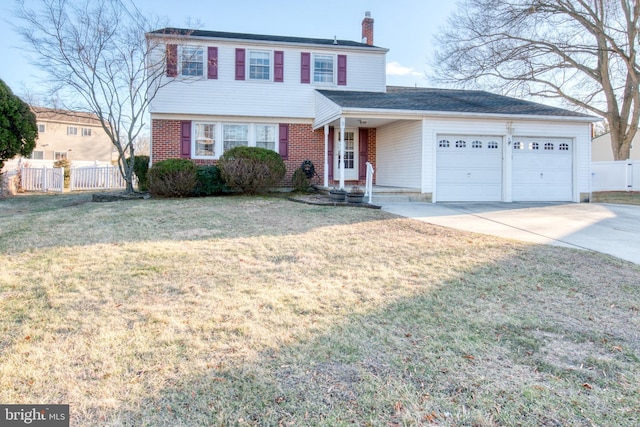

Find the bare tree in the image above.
[
  {"left": 14, "top": 0, "right": 174, "bottom": 192},
  {"left": 434, "top": 0, "right": 639, "bottom": 160}
]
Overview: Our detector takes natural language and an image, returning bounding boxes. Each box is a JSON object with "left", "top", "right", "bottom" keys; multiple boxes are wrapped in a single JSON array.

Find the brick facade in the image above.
[{"left": 150, "top": 119, "right": 377, "bottom": 187}]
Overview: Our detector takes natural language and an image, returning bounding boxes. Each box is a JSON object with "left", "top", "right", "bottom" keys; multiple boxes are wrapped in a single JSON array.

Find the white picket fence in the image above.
[
  {"left": 19, "top": 165, "right": 129, "bottom": 192},
  {"left": 592, "top": 160, "right": 640, "bottom": 192},
  {"left": 70, "top": 165, "right": 127, "bottom": 191},
  {"left": 20, "top": 166, "right": 64, "bottom": 192}
]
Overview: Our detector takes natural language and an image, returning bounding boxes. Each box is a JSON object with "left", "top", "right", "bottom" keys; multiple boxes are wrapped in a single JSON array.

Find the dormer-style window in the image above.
[
  {"left": 181, "top": 46, "right": 204, "bottom": 77},
  {"left": 249, "top": 50, "right": 271, "bottom": 81}
]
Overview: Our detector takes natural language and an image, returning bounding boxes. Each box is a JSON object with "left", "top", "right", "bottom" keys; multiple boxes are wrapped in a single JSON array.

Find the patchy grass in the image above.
[
  {"left": 1, "top": 193, "right": 639, "bottom": 426},
  {"left": 592, "top": 191, "right": 640, "bottom": 205}
]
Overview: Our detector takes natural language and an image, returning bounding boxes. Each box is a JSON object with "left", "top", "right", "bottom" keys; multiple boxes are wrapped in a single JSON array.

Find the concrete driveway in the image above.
[{"left": 380, "top": 202, "right": 640, "bottom": 265}]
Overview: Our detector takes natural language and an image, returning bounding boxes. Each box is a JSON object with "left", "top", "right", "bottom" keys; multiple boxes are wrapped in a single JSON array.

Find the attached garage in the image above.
[
  {"left": 436, "top": 135, "right": 503, "bottom": 202},
  {"left": 512, "top": 137, "right": 573, "bottom": 202},
  {"left": 315, "top": 87, "right": 596, "bottom": 203}
]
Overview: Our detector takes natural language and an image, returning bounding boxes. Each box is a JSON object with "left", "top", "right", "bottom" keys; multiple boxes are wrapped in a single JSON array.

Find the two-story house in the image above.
[
  {"left": 28, "top": 107, "right": 114, "bottom": 164},
  {"left": 147, "top": 13, "right": 597, "bottom": 202}
]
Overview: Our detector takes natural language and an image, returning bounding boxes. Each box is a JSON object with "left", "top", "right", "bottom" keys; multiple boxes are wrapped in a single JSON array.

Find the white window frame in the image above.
[
  {"left": 223, "top": 123, "right": 249, "bottom": 152},
  {"left": 255, "top": 124, "right": 277, "bottom": 151},
  {"left": 312, "top": 54, "right": 335, "bottom": 84},
  {"left": 82, "top": 128, "right": 92, "bottom": 137},
  {"left": 67, "top": 126, "right": 78, "bottom": 136},
  {"left": 28, "top": 150, "right": 44, "bottom": 160},
  {"left": 54, "top": 151, "right": 68, "bottom": 160},
  {"left": 192, "top": 122, "right": 217, "bottom": 159},
  {"left": 37, "top": 124, "right": 45, "bottom": 133},
  {"left": 248, "top": 50, "right": 272, "bottom": 81},
  {"left": 179, "top": 45, "right": 205, "bottom": 77}
]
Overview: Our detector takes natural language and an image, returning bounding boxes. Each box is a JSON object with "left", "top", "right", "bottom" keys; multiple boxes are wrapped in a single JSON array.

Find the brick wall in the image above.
[{"left": 150, "top": 119, "right": 377, "bottom": 187}]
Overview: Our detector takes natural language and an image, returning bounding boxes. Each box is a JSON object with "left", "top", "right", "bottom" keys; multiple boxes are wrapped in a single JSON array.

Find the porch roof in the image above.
[{"left": 316, "top": 86, "right": 596, "bottom": 120}]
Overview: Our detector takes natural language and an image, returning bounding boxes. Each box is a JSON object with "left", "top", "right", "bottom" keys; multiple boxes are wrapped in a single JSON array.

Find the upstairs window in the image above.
[
  {"left": 67, "top": 126, "right": 78, "bottom": 136},
  {"left": 313, "top": 54, "right": 334, "bottom": 83},
  {"left": 82, "top": 128, "right": 92, "bottom": 137},
  {"left": 181, "top": 46, "right": 204, "bottom": 77},
  {"left": 37, "top": 124, "right": 45, "bottom": 133},
  {"left": 249, "top": 50, "right": 271, "bottom": 80}
]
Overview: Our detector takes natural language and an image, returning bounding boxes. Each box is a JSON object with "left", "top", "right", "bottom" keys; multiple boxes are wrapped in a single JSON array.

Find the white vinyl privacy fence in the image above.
[
  {"left": 20, "top": 165, "right": 128, "bottom": 193},
  {"left": 591, "top": 160, "right": 640, "bottom": 191},
  {"left": 20, "top": 166, "right": 64, "bottom": 192},
  {"left": 70, "top": 165, "right": 127, "bottom": 191}
]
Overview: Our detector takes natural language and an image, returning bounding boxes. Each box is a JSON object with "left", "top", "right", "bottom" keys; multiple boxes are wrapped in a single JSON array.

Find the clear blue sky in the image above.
[{"left": 1, "top": 0, "right": 459, "bottom": 100}]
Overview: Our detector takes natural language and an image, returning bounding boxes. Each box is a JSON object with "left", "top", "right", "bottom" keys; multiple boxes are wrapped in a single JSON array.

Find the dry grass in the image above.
[
  {"left": 592, "top": 191, "right": 640, "bottom": 205},
  {"left": 1, "top": 193, "right": 639, "bottom": 426}
]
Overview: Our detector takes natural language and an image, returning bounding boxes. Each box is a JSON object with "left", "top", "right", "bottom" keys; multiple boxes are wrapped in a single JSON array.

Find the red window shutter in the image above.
[
  {"left": 337, "top": 54, "right": 347, "bottom": 86},
  {"left": 328, "top": 127, "right": 334, "bottom": 181},
  {"left": 180, "top": 121, "right": 191, "bottom": 158},
  {"left": 235, "top": 48, "right": 246, "bottom": 80},
  {"left": 167, "top": 44, "right": 178, "bottom": 77},
  {"left": 359, "top": 128, "right": 368, "bottom": 180},
  {"left": 300, "top": 52, "right": 310, "bottom": 84},
  {"left": 207, "top": 47, "right": 218, "bottom": 79},
  {"left": 274, "top": 50, "right": 284, "bottom": 83},
  {"left": 279, "top": 123, "right": 289, "bottom": 159}
]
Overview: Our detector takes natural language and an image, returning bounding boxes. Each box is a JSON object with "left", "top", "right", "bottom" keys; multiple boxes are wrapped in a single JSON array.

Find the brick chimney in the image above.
[{"left": 361, "top": 11, "right": 374, "bottom": 46}]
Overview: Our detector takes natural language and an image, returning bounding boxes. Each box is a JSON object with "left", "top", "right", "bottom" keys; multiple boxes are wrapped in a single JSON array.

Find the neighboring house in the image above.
[
  {"left": 26, "top": 107, "right": 114, "bottom": 164},
  {"left": 146, "top": 13, "right": 597, "bottom": 202},
  {"left": 592, "top": 132, "right": 640, "bottom": 161}
]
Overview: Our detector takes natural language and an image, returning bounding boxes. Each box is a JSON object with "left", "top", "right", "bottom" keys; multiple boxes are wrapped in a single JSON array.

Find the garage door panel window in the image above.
[
  {"left": 529, "top": 142, "right": 539, "bottom": 150},
  {"left": 514, "top": 141, "right": 524, "bottom": 150},
  {"left": 488, "top": 141, "right": 499, "bottom": 149},
  {"left": 545, "top": 143, "right": 554, "bottom": 150},
  {"left": 439, "top": 139, "right": 450, "bottom": 148},
  {"left": 472, "top": 140, "right": 482, "bottom": 148},
  {"left": 559, "top": 143, "right": 569, "bottom": 151},
  {"left": 455, "top": 140, "right": 466, "bottom": 148}
]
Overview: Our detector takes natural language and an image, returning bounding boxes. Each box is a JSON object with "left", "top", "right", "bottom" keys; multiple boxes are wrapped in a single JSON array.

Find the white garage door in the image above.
[
  {"left": 512, "top": 137, "right": 573, "bottom": 201},
  {"left": 436, "top": 135, "right": 503, "bottom": 202}
]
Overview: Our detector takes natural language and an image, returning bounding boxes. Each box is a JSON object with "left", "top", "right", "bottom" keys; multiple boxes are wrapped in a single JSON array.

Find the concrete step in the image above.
[{"left": 371, "top": 192, "right": 432, "bottom": 204}]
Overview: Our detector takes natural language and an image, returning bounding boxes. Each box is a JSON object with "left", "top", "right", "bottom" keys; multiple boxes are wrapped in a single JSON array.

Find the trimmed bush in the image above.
[
  {"left": 218, "top": 146, "right": 286, "bottom": 194},
  {"left": 133, "top": 155, "right": 150, "bottom": 191},
  {"left": 148, "top": 158, "right": 198, "bottom": 197},
  {"left": 54, "top": 159, "right": 71, "bottom": 188},
  {"left": 193, "top": 165, "right": 228, "bottom": 196},
  {"left": 291, "top": 167, "right": 310, "bottom": 192}
]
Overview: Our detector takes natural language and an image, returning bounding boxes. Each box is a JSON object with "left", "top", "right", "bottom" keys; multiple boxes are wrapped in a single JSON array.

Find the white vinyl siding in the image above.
[
  {"left": 376, "top": 120, "right": 422, "bottom": 188},
  {"left": 149, "top": 40, "right": 387, "bottom": 119}
]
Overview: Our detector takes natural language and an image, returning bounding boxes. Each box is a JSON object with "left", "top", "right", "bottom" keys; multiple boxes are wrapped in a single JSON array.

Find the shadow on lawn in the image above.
[
  {"left": 101, "top": 246, "right": 640, "bottom": 427},
  {"left": 0, "top": 192, "right": 395, "bottom": 253}
]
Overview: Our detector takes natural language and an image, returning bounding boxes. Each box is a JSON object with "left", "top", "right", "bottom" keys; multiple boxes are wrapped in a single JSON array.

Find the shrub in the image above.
[
  {"left": 148, "top": 158, "right": 198, "bottom": 197},
  {"left": 133, "top": 155, "right": 150, "bottom": 191},
  {"left": 218, "top": 146, "right": 286, "bottom": 194},
  {"left": 291, "top": 167, "right": 310, "bottom": 192},
  {"left": 193, "top": 165, "right": 228, "bottom": 196},
  {"left": 54, "top": 158, "right": 71, "bottom": 188}
]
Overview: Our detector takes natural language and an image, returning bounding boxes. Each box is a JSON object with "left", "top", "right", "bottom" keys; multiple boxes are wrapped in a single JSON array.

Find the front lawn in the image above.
[{"left": 1, "top": 193, "right": 639, "bottom": 426}]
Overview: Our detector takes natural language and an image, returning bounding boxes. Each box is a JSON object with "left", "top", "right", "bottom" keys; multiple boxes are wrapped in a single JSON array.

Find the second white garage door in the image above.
[
  {"left": 436, "top": 135, "right": 503, "bottom": 202},
  {"left": 512, "top": 137, "right": 573, "bottom": 201}
]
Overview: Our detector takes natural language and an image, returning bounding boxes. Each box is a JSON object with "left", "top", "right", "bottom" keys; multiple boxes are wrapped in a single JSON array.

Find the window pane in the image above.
[
  {"left": 37, "top": 124, "right": 45, "bottom": 133},
  {"left": 28, "top": 151, "right": 44, "bottom": 160},
  {"left": 249, "top": 51, "right": 270, "bottom": 80},
  {"left": 255, "top": 124, "right": 276, "bottom": 150},
  {"left": 223, "top": 124, "right": 249, "bottom": 151},
  {"left": 195, "top": 123, "right": 215, "bottom": 156},
  {"left": 314, "top": 55, "right": 334, "bottom": 83},
  {"left": 181, "top": 46, "right": 204, "bottom": 76}
]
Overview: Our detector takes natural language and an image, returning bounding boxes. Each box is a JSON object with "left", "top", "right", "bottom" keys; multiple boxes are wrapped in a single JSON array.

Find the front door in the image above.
[{"left": 334, "top": 129, "right": 358, "bottom": 181}]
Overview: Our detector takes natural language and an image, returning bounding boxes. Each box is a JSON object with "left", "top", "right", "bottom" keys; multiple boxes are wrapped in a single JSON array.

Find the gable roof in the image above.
[
  {"left": 317, "top": 86, "right": 595, "bottom": 119},
  {"left": 149, "top": 28, "right": 385, "bottom": 50},
  {"left": 32, "top": 106, "right": 103, "bottom": 126}
]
